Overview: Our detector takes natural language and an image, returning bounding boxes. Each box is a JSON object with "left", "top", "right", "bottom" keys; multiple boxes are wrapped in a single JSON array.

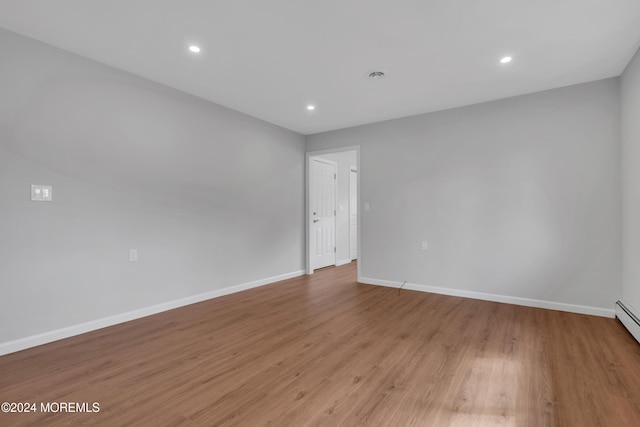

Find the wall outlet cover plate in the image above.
[{"left": 31, "top": 185, "right": 52, "bottom": 201}]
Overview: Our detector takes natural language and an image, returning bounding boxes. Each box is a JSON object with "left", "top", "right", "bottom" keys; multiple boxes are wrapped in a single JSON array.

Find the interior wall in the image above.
[
  {"left": 0, "top": 29, "right": 306, "bottom": 345},
  {"left": 622, "top": 45, "right": 640, "bottom": 314},
  {"left": 307, "top": 79, "right": 622, "bottom": 313},
  {"left": 315, "top": 151, "right": 357, "bottom": 265}
]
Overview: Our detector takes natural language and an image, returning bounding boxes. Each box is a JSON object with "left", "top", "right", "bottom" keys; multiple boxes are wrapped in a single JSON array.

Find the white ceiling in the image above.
[{"left": 1, "top": 0, "right": 640, "bottom": 135}]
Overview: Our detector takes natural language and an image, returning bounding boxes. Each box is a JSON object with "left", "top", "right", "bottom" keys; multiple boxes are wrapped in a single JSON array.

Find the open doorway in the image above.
[{"left": 306, "top": 147, "right": 360, "bottom": 280}]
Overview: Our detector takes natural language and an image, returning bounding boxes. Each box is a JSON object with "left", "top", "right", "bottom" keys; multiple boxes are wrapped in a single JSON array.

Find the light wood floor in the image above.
[{"left": 2, "top": 262, "right": 640, "bottom": 426}]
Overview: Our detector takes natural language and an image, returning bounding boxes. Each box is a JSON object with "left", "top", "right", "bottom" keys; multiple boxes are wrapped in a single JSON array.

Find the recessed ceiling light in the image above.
[
  {"left": 188, "top": 45, "right": 201, "bottom": 53},
  {"left": 500, "top": 56, "right": 512, "bottom": 64},
  {"left": 307, "top": 105, "right": 316, "bottom": 111},
  {"left": 369, "top": 71, "right": 385, "bottom": 79}
]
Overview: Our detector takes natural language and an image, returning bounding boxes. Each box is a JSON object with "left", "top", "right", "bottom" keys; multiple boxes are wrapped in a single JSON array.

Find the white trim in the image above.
[
  {"left": 336, "top": 259, "right": 352, "bottom": 267},
  {"left": 0, "top": 269, "right": 305, "bottom": 356},
  {"left": 616, "top": 300, "right": 640, "bottom": 343},
  {"left": 359, "top": 276, "right": 615, "bottom": 318},
  {"left": 349, "top": 167, "right": 358, "bottom": 262}
]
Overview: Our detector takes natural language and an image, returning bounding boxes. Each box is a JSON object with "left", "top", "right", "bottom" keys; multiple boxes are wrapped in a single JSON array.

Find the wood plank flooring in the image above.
[{"left": 2, "top": 262, "right": 640, "bottom": 426}]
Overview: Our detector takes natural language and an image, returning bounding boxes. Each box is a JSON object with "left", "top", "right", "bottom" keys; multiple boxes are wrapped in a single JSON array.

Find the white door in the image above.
[
  {"left": 350, "top": 168, "right": 358, "bottom": 260},
  {"left": 311, "top": 158, "right": 336, "bottom": 269}
]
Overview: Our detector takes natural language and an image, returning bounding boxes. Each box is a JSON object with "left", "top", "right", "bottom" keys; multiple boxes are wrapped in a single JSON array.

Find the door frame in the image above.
[
  {"left": 305, "top": 145, "right": 361, "bottom": 282},
  {"left": 349, "top": 166, "right": 358, "bottom": 261}
]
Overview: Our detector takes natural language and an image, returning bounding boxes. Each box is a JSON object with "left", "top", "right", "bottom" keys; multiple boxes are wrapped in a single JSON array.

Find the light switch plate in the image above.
[
  {"left": 421, "top": 241, "right": 429, "bottom": 251},
  {"left": 31, "top": 185, "right": 52, "bottom": 201},
  {"left": 364, "top": 202, "right": 370, "bottom": 211},
  {"left": 129, "top": 249, "right": 138, "bottom": 262}
]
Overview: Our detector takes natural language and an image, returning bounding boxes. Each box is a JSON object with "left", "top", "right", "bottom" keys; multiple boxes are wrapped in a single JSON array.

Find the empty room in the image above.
[{"left": 3, "top": 1, "right": 640, "bottom": 426}]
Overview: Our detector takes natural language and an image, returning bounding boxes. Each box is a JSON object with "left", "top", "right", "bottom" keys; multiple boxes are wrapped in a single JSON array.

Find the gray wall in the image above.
[
  {"left": 308, "top": 79, "right": 622, "bottom": 311},
  {"left": 0, "top": 29, "right": 305, "bottom": 343},
  {"left": 622, "top": 46, "right": 640, "bottom": 313}
]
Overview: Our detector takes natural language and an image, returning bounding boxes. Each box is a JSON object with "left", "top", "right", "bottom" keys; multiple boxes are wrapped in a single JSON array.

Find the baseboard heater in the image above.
[{"left": 615, "top": 300, "right": 640, "bottom": 344}]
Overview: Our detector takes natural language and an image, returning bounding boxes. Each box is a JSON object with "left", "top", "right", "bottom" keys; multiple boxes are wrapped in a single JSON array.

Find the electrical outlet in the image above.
[
  {"left": 421, "top": 241, "right": 429, "bottom": 251},
  {"left": 129, "top": 249, "right": 138, "bottom": 262},
  {"left": 31, "top": 185, "right": 53, "bottom": 201}
]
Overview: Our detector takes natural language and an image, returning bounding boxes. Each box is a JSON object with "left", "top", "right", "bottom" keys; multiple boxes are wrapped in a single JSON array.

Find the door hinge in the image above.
[
  {"left": 334, "top": 210, "right": 336, "bottom": 216},
  {"left": 334, "top": 173, "right": 336, "bottom": 179},
  {"left": 334, "top": 247, "right": 336, "bottom": 253}
]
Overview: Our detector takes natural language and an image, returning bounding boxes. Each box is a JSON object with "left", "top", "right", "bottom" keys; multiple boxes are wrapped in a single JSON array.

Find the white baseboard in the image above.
[
  {"left": 359, "top": 276, "right": 615, "bottom": 318},
  {"left": 616, "top": 300, "right": 640, "bottom": 343},
  {"left": 335, "top": 259, "right": 352, "bottom": 267},
  {"left": 0, "top": 269, "right": 305, "bottom": 356}
]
